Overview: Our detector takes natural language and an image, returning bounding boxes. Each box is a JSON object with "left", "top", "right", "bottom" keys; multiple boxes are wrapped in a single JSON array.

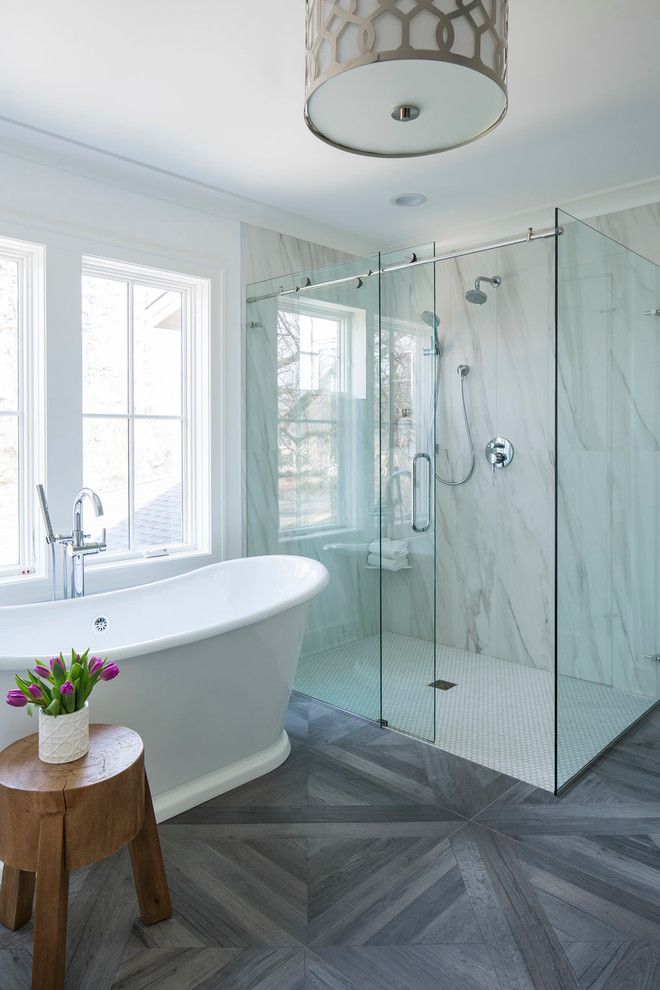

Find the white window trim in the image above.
[
  {"left": 0, "top": 235, "right": 45, "bottom": 583},
  {"left": 82, "top": 255, "right": 211, "bottom": 567},
  {"left": 276, "top": 297, "right": 364, "bottom": 543}
]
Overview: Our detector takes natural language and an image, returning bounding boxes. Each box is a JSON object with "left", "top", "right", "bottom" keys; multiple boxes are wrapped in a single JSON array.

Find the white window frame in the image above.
[
  {"left": 0, "top": 235, "right": 45, "bottom": 583},
  {"left": 277, "top": 298, "right": 363, "bottom": 542},
  {"left": 82, "top": 256, "right": 211, "bottom": 566}
]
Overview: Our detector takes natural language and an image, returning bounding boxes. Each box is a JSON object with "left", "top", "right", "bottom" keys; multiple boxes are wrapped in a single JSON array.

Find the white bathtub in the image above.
[{"left": 0, "top": 555, "right": 328, "bottom": 821}]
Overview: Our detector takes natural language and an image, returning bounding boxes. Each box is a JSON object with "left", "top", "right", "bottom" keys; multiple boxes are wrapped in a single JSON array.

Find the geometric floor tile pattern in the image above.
[{"left": 0, "top": 695, "right": 658, "bottom": 988}]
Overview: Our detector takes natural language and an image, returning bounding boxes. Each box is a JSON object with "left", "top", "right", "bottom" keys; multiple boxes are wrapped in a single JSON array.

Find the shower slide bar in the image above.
[{"left": 246, "top": 225, "right": 563, "bottom": 304}]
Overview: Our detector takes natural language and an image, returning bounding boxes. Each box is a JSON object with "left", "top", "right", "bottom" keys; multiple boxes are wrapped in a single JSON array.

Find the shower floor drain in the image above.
[{"left": 429, "top": 679, "right": 457, "bottom": 691}]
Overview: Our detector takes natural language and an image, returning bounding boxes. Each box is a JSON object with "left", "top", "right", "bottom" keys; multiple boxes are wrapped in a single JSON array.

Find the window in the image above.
[
  {"left": 82, "top": 258, "right": 210, "bottom": 561},
  {"left": 0, "top": 236, "right": 44, "bottom": 578},
  {"left": 277, "top": 302, "right": 362, "bottom": 536}
]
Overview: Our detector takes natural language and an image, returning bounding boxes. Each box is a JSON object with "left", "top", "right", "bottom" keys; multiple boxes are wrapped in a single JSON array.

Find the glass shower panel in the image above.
[
  {"left": 379, "top": 247, "right": 437, "bottom": 741},
  {"left": 556, "top": 209, "right": 660, "bottom": 789},
  {"left": 246, "top": 257, "right": 382, "bottom": 720}
]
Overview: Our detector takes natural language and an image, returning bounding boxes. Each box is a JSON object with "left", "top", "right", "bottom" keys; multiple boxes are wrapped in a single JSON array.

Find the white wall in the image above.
[{"left": 0, "top": 149, "right": 242, "bottom": 605}]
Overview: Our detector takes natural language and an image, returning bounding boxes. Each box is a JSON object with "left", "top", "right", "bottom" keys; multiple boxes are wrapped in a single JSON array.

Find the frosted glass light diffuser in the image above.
[{"left": 305, "top": 0, "right": 509, "bottom": 158}]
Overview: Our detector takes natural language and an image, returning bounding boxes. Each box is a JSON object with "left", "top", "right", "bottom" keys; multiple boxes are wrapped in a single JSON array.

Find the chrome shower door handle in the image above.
[{"left": 412, "top": 453, "right": 432, "bottom": 533}]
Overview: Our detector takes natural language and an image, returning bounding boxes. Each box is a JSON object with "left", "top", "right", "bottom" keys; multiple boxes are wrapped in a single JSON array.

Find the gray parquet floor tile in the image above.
[
  {"left": 563, "top": 941, "right": 660, "bottom": 989},
  {"left": 307, "top": 829, "right": 481, "bottom": 947},
  {"left": 0, "top": 949, "right": 33, "bottom": 990},
  {"left": 112, "top": 947, "right": 305, "bottom": 989},
  {"left": 1, "top": 694, "right": 658, "bottom": 989},
  {"left": 451, "top": 823, "right": 580, "bottom": 990},
  {"left": 305, "top": 944, "right": 501, "bottom": 990}
]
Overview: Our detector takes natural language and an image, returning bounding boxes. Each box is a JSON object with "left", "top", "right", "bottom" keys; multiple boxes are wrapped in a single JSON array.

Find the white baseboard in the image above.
[{"left": 0, "top": 731, "right": 291, "bottom": 880}]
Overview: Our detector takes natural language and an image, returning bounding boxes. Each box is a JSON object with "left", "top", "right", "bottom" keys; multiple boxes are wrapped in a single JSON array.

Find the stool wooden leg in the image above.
[
  {"left": 0, "top": 866, "right": 35, "bottom": 930},
  {"left": 33, "top": 814, "right": 68, "bottom": 990},
  {"left": 128, "top": 775, "right": 172, "bottom": 925}
]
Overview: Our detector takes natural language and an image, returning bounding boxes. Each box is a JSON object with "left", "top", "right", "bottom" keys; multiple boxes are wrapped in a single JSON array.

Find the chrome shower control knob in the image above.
[{"left": 485, "top": 438, "right": 514, "bottom": 474}]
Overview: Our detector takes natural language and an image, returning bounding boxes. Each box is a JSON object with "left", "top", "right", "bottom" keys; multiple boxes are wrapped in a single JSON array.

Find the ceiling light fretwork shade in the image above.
[{"left": 305, "top": 0, "right": 509, "bottom": 157}]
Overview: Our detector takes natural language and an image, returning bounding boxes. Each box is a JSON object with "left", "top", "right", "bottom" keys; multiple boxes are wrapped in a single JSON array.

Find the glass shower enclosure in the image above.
[
  {"left": 246, "top": 215, "right": 659, "bottom": 792},
  {"left": 555, "top": 209, "right": 660, "bottom": 789},
  {"left": 246, "top": 248, "right": 438, "bottom": 741}
]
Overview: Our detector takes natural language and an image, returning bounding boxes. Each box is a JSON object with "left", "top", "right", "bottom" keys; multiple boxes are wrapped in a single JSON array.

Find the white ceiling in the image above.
[{"left": 0, "top": 0, "right": 659, "bottom": 249}]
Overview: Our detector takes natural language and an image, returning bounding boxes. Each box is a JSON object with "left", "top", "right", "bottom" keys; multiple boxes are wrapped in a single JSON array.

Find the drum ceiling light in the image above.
[{"left": 304, "top": 0, "right": 509, "bottom": 158}]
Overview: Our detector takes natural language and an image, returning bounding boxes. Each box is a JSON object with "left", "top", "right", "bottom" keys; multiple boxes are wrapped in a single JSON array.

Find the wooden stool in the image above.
[{"left": 0, "top": 724, "right": 171, "bottom": 990}]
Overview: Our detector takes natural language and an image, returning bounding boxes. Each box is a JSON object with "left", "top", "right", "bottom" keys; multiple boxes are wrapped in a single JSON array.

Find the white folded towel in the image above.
[
  {"left": 368, "top": 538, "right": 409, "bottom": 559},
  {"left": 368, "top": 553, "right": 409, "bottom": 572}
]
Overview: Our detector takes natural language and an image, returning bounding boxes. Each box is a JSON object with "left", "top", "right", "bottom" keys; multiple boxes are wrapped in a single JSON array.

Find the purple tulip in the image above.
[
  {"left": 100, "top": 663, "right": 120, "bottom": 681},
  {"left": 28, "top": 684, "right": 43, "bottom": 700},
  {"left": 34, "top": 665, "right": 51, "bottom": 678},
  {"left": 50, "top": 656, "right": 66, "bottom": 672},
  {"left": 60, "top": 681, "right": 75, "bottom": 696},
  {"left": 6, "top": 689, "right": 28, "bottom": 708},
  {"left": 89, "top": 656, "right": 104, "bottom": 674}
]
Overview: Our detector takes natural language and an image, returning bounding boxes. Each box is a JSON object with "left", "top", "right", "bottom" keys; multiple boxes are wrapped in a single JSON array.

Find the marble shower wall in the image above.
[
  {"left": 241, "top": 223, "right": 354, "bottom": 287},
  {"left": 433, "top": 239, "right": 555, "bottom": 670},
  {"left": 590, "top": 201, "right": 660, "bottom": 267},
  {"left": 556, "top": 211, "right": 660, "bottom": 701}
]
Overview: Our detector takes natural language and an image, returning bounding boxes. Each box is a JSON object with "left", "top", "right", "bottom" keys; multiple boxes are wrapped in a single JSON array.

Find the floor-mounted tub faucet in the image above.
[{"left": 36, "top": 485, "right": 106, "bottom": 599}]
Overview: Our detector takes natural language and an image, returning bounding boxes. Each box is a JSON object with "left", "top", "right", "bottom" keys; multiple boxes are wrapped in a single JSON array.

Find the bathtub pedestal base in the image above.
[{"left": 0, "top": 724, "right": 172, "bottom": 990}]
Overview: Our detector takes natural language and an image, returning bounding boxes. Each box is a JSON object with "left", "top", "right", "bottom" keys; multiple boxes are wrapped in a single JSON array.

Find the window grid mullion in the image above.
[
  {"left": 83, "top": 412, "right": 184, "bottom": 422},
  {"left": 17, "top": 256, "right": 32, "bottom": 573},
  {"left": 127, "top": 282, "right": 135, "bottom": 551},
  {"left": 180, "top": 288, "right": 189, "bottom": 547}
]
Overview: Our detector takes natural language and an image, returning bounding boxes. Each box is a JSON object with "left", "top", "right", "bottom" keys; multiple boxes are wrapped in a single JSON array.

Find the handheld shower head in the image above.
[
  {"left": 465, "top": 275, "right": 502, "bottom": 306},
  {"left": 420, "top": 311, "right": 441, "bottom": 356}
]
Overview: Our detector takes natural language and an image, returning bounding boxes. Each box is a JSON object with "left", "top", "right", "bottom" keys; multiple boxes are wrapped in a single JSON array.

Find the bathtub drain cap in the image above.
[{"left": 93, "top": 616, "right": 108, "bottom": 633}]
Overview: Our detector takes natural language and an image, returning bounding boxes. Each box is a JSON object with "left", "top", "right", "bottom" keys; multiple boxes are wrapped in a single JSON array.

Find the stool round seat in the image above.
[
  {"left": 0, "top": 723, "right": 171, "bottom": 990},
  {"left": 0, "top": 724, "right": 145, "bottom": 871}
]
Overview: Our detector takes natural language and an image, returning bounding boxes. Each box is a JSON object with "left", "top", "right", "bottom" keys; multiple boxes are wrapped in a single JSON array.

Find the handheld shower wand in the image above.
[{"left": 36, "top": 484, "right": 60, "bottom": 600}]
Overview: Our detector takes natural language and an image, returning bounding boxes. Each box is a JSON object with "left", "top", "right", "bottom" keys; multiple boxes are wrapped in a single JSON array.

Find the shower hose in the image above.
[{"left": 435, "top": 368, "right": 475, "bottom": 487}]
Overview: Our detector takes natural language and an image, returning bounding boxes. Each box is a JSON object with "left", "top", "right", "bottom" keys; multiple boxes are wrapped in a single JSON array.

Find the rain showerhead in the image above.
[
  {"left": 465, "top": 287, "right": 488, "bottom": 305},
  {"left": 465, "top": 275, "right": 502, "bottom": 305}
]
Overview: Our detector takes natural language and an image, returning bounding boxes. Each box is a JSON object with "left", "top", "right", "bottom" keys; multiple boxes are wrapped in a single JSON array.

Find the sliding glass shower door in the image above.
[
  {"left": 246, "top": 249, "right": 437, "bottom": 740},
  {"left": 379, "top": 248, "right": 437, "bottom": 740}
]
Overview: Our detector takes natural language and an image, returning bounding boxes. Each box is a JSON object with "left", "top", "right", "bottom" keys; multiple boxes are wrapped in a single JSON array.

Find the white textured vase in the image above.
[{"left": 38, "top": 702, "right": 89, "bottom": 764}]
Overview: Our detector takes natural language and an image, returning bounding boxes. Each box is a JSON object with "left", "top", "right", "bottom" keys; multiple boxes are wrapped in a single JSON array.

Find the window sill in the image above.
[
  {"left": 0, "top": 570, "right": 48, "bottom": 589},
  {"left": 86, "top": 547, "right": 211, "bottom": 572}
]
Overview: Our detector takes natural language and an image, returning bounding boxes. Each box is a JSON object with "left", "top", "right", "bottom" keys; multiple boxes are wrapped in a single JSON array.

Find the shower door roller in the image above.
[{"left": 485, "top": 437, "right": 514, "bottom": 474}]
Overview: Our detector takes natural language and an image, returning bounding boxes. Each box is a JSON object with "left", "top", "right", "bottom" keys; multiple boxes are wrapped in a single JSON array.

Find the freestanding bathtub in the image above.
[{"left": 0, "top": 555, "right": 328, "bottom": 821}]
